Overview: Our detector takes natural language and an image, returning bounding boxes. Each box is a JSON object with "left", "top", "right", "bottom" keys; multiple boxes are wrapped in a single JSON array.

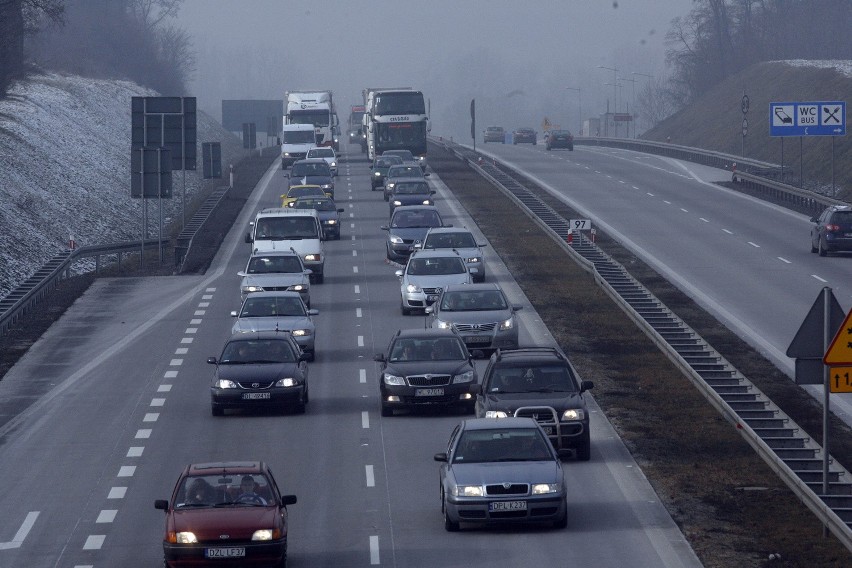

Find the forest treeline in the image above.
[{"left": 0, "top": 0, "right": 193, "bottom": 96}]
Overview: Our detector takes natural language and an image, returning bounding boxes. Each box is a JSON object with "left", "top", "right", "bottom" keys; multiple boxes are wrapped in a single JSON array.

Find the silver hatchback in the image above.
[
  {"left": 419, "top": 227, "right": 487, "bottom": 282},
  {"left": 426, "top": 283, "right": 522, "bottom": 350},
  {"left": 396, "top": 250, "right": 471, "bottom": 315}
]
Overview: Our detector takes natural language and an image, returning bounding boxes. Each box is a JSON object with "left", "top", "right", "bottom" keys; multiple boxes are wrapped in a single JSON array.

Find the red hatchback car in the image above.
[{"left": 155, "top": 461, "right": 297, "bottom": 567}]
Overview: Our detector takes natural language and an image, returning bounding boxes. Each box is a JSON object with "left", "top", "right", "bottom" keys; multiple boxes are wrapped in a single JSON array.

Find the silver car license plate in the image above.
[
  {"left": 205, "top": 547, "right": 246, "bottom": 558},
  {"left": 415, "top": 388, "right": 444, "bottom": 396},
  {"left": 464, "top": 335, "right": 490, "bottom": 344},
  {"left": 243, "top": 392, "right": 270, "bottom": 400},
  {"left": 489, "top": 500, "right": 527, "bottom": 512}
]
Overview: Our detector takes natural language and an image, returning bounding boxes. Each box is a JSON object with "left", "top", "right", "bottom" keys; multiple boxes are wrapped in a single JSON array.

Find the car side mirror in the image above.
[
  {"left": 424, "top": 172, "right": 431, "bottom": 177},
  {"left": 424, "top": 305, "right": 434, "bottom": 314},
  {"left": 380, "top": 226, "right": 389, "bottom": 231},
  {"left": 443, "top": 224, "right": 453, "bottom": 228},
  {"left": 512, "top": 305, "right": 523, "bottom": 311},
  {"left": 337, "top": 208, "right": 344, "bottom": 212},
  {"left": 373, "top": 353, "right": 386, "bottom": 362},
  {"left": 154, "top": 499, "right": 169, "bottom": 511},
  {"left": 245, "top": 233, "right": 253, "bottom": 243},
  {"left": 230, "top": 311, "right": 238, "bottom": 317},
  {"left": 810, "top": 216, "right": 818, "bottom": 223},
  {"left": 470, "top": 349, "right": 485, "bottom": 359},
  {"left": 581, "top": 380, "right": 595, "bottom": 392},
  {"left": 434, "top": 452, "right": 448, "bottom": 463},
  {"left": 478, "top": 243, "right": 487, "bottom": 248},
  {"left": 207, "top": 357, "right": 217, "bottom": 364},
  {"left": 395, "top": 270, "right": 403, "bottom": 278},
  {"left": 430, "top": 190, "right": 436, "bottom": 195},
  {"left": 308, "top": 308, "right": 319, "bottom": 315},
  {"left": 237, "top": 271, "right": 247, "bottom": 277},
  {"left": 280, "top": 495, "right": 297, "bottom": 506},
  {"left": 304, "top": 269, "right": 313, "bottom": 275}
]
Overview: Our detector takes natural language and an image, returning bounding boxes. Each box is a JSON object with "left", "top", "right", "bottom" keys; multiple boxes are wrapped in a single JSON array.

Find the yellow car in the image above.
[{"left": 280, "top": 184, "right": 327, "bottom": 208}]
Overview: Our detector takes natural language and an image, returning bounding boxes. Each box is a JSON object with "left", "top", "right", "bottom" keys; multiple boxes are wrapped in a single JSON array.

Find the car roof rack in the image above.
[{"left": 493, "top": 346, "right": 567, "bottom": 362}]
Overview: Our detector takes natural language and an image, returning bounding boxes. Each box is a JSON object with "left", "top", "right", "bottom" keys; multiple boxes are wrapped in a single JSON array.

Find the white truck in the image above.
[
  {"left": 280, "top": 123, "right": 316, "bottom": 169},
  {"left": 284, "top": 90, "right": 339, "bottom": 151},
  {"left": 362, "top": 87, "right": 429, "bottom": 166}
]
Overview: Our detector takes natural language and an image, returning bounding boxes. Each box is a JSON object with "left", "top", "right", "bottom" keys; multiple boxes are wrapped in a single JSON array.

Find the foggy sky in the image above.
[{"left": 176, "top": 0, "right": 691, "bottom": 140}]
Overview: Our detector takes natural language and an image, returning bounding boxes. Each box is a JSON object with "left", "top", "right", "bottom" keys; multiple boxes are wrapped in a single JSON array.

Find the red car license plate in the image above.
[
  {"left": 415, "top": 388, "right": 444, "bottom": 396},
  {"left": 205, "top": 547, "right": 245, "bottom": 558},
  {"left": 243, "top": 392, "right": 270, "bottom": 400},
  {"left": 489, "top": 501, "right": 527, "bottom": 512}
]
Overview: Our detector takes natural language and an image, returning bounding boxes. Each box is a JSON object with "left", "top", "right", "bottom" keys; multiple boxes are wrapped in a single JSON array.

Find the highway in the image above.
[
  {"left": 0, "top": 144, "right": 700, "bottom": 567},
  {"left": 475, "top": 140, "right": 852, "bottom": 426}
]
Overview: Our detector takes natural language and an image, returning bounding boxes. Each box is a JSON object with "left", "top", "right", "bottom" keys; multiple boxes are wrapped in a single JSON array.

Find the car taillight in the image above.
[{"left": 827, "top": 224, "right": 841, "bottom": 231}]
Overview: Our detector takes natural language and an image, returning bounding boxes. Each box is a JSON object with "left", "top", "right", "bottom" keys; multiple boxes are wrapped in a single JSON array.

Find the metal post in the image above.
[
  {"left": 181, "top": 97, "right": 186, "bottom": 228},
  {"left": 781, "top": 138, "right": 784, "bottom": 182},
  {"left": 800, "top": 136, "right": 804, "bottom": 189},
  {"left": 229, "top": 164, "right": 234, "bottom": 189},
  {"left": 823, "top": 289, "right": 831, "bottom": 518},
  {"left": 832, "top": 137, "right": 836, "bottom": 197}
]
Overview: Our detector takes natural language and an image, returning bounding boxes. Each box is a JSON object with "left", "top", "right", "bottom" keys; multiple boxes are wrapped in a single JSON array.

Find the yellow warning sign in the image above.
[
  {"left": 829, "top": 367, "right": 852, "bottom": 393},
  {"left": 823, "top": 309, "right": 852, "bottom": 365}
]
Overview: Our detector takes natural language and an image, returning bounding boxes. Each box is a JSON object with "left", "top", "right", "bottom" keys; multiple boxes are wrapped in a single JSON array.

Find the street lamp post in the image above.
[
  {"left": 564, "top": 87, "right": 581, "bottom": 135},
  {"left": 631, "top": 72, "right": 653, "bottom": 135},
  {"left": 619, "top": 76, "right": 637, "bottom": 138},
  {"left": 598, "top": 65, "right": 619, "bottom": 137}
]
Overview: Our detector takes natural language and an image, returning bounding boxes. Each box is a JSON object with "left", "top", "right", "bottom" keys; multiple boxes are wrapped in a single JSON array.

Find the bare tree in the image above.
[{"left": 0, "top": 0, "right": 63, "bottom": 95}]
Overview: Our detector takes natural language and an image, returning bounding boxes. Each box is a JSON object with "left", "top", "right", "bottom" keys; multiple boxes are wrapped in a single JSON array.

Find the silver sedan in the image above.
[{"left": 230, "top": 291, "right": 318, "bottom": 360}]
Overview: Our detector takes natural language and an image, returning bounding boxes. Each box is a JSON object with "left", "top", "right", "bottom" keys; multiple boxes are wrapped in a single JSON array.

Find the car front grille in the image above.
[
  {"left": 407, "top": 374, "right": 451, "bottom": 387},
  {"left": 422, "top": 287, "right": 443, "bottom": 295},
  {"left": 236, "top": 381, "right": 275, "bottom": 389},
  {"left": 486, "top": 483, "right": 529, "bottom": 496},
  {"left": 454, "top": 322, "right": 497, "bottom": 332}
]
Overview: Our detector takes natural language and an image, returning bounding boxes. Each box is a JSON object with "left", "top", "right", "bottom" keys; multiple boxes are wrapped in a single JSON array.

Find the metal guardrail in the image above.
[
  {"left": 732, "top": 170, "right": 847, "bottom": 217},
  {"left": 433, "top": 137, "right": 852, "bottom": 552},
  {"left": 0, "top": 239, "right": 167, "bottom": 336}
]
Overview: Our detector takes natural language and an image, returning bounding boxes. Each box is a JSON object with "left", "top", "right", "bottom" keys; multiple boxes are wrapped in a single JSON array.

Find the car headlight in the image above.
[
  {"left": 418, "top": 156, "right": 426, "bottom": 162},
  {"left": 422, "top": 199, "right": 432, "bottom": 205},
  {"left": 405, "top": 283, "right": 422, "bottom": 293},
  {"left": 284, "top": 152, "right": 291, "bottom": 157},
  {"left": 531, "top": 483, "right": 560, "bottom": 495},
  {"left": 383, "top": 373, "right": 405, "bottom": 386},
  {"left": 453, "top": 485, "right": 484, "bottom": 497},
  {"left": 175, "top": 532, "right": 198, "bottom": 544},
  {"left": 325, "top": 219, "right": 337, "bottom": 225},
  {"left": 275, "top": 378, "right": 298, "bottom": 387},
  {"left": 386, "top": 182, "right": 396, "bottom": 189},
  {"left": 435, "top": 319, "right": 451, "bottom": 330},
  {"left": 304, "top": 254, "right": 319, "bottom": 262},
  {"left": 389, "top": 235, "right": 404, "bottom": 244},
  {"left": 374, "top": 171, "right": 382, "bottom": 177},
  {"left": 330, "top": 161, "right": 337, "bottom": 167},
  {"left": 362, "top": 133, "right": 367, "bottom": 139},
  {"left": 214, "top": 379, "right": 237, "bottom": 389},
  {"left": 252, "top": 529, "right": 280, "bottom": 541},
  {"left": 466, "top": 257, "right": 480, "bottom": 263},
  {"left": 392, "top": 200, "right": 402, "bottom": 207},
  {"left": 485, "top": 410, "right": 509, "bottom": 418},
  {"left": 499, "top": 317, "right": 514, "bottom": 331},
  {"left": 291, "top": 329, "right": 309, "bottom": 337},
  {"left": 453, "top": 370, "right": 474, "bottom": 384},
  {"left": 562, "top": 409, "right": 585, "bottom": 421},
  {"left": 322, "top": 184, "right": 333, "bottom": 190},
  {"left": 241, "top": 285, "right": 264, "bottom": 294},
  {"left": 290, "top": 284, "right": 306, "bottom": 291}
]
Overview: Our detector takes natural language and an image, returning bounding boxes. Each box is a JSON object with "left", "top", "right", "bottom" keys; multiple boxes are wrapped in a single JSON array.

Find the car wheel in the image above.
[
  {"left": 401, "top": 301, "right": 411, "bottom": 316},
  {"left": 277, "top": 536, "right": 288, "bottom": 567},
  {"left": 819, "top": 238, "right": 828, "bottom": 257},
  {"left": 211, "top": 406, "right": 224, "bottom": 417},
  {"left": 576, "top": 434, "right": 591, "bottom": 461},
  {"left": 381, "top": 405, "right": 393, "bottom": 417},
  {"left": 444, "top": 503, "right": 459, "bottom": 532},
  {"left": 810, "top": 237, "right": 818, "bottom": 253},
  {"left": 315, "top": 273, "right": 324, "bottom": 284},
  {"left": 294, "top": 394, "right": 306, "bottom": 414},
  {"left": 384, "top": 193, "right": 389, "bottom": 202}
]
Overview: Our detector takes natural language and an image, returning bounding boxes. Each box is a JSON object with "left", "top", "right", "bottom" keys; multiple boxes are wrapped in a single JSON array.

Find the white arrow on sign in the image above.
[{"left": 0, "top": 512, "right": 39, "bottom": 550}]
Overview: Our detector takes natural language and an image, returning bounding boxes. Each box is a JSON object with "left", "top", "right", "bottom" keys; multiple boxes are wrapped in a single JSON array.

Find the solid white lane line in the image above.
[
  {"left": 362, "top": 411, "right": 369, "bottom": 428},
  {"left": 180, "top": 338, "right": 193, "bottom": 344},
  {"left": 127, "top": 447, "right": 144, "bottom": 457},
  {"left": 748, "top": 242, "right": 760, "bottom": 248},
  {"left": 201, "top": 295, "right": 213, "bottom": 300},
  {"left": 175, "top": 348, "right": 188, "bottom": 356},
  {"left": 680, "top": 208, "right": 688, "bottom": 213},
  {"left": 135, "top": 429, "right": 151, "bottom": 439},
  {"left": 356, "top": 308, "right": 362, "bottom": 318},
  {"left": 353, "top": 266, "right": 359, "bottom": 273},
  {"left": 355, "top": 285, "right": 361, "bottom": 294},
  {"left": 190, "top": 319, "right": 202, "bottom": 325},
  {"left": 778, "top": 257, "right": 791, "bottom": 264},
  {"left": 164, "top": 370, "right": 178, "bottom": 378},
  {"left": 169, "top": 359, "right": 183, "bottom": 366},
  {"left": 365, "top": 465, "right": 375, "bottom": 487},
  {"left": 185, "top": 328, "right": 197, "bottom": 334},
  {"left": 812, "top": 275, "right": 828, "bottom": 283},
  {"left": 358, "top": 336, "right": 364, "bottom": 347},
  {"left": 194, "top": 310, "right": 205, "bottom": 316},
  {"left": 158, "top": 385, "right": 172, "bottom": 392},
  {"left": 118, "top": 466, "right": 136, "bottom": 477},
  {"left": 353, "top": 250, "right": 358, "bottom": 257},
  {"left": 0, "top": 512, "right": 39, "bottom": 550},
  {"left": 151, "top": 398, "right": 165, "bottom": 407},
  {"left": 198, "top": 302, "right": 209, "bottom": 308},
  {"left": 699, "top": 218, "right": 709, "bottom": 222},
  {"left": 143, "top": 413, "right": 159, "bottom": 422},
  {"left": 722, "top": 229, "right": 733, "bottom": 234},
  {"left": 360, "top": 369, "right": 366, "bottom": 383}
]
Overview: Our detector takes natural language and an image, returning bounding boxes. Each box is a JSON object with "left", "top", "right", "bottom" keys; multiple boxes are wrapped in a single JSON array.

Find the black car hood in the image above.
[
  {"left": 388, "top": 227, "right": 432, "bottom": 241},
  {"left": 481, "top": 391, "right": 583, "bottom": 413},
  {"left": 385, "top": 360, "right": 472, "bottom": 376},
  {"left": 215, "top": 362, "right": 301, "bottom": 382}
]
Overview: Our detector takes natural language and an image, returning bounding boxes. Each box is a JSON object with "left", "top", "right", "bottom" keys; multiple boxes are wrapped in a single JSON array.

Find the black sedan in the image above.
[
  {"left": 545, "top": 129, "right": 574, "bottom": 151},
  {"left": 374, "top": 328, "right": 482, "bottom": 416},
  {"left": 512, "top": 128, "right": 537, "bottom": 145},
  {"left": 435, "top": 417, "right": 568, "bottom": 531},
  {"left": 388, "top": 178, "right": 435, "bottom": 216},
  {"left": 287, "top": 158, "right": 335, "bottom": 198},
  {"left": 208, "top": 331, "right": 310, "bottom": 416},
  {"left": 289, "top": 195, "right": 344, "bottom": 240}
]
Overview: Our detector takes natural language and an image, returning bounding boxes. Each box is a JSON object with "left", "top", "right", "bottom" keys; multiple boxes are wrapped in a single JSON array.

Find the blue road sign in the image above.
[{"left": 770, "top": 101, "right": 845, "bottom": 137}]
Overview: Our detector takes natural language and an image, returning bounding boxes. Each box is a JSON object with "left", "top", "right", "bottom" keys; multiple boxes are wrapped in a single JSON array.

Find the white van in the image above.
[
  {"left": 246, "top": 208, "right": 325, "bottom": 283},
  {"left": 280, "top": 123, "right": 317, "bottom": 169}
]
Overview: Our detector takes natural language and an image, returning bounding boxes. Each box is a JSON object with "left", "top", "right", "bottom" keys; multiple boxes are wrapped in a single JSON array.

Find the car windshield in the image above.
[
  {"left": 291, "top": 163, "right": 331, "bottom": 177},
  {"left": 176, "top": 473, "right": 273, "bottom": 508},
  {"left": 550, "top": 130, "right": 571, "bottom": 136},
  {"left": 407, "top": 256, "right": 466, "bottom": 275},
  {"left": 288, "top": 186, "right": 324, "bottom": 198},
  {"left": 424, "top": 232, "right": 477, "bottom": 249},
  {"left": 293, "top": 198, "right": 336, "bottom": 211},
  {"left": 440, "top": 290, "right": 507, "bottom": 311},
  {"left": 246, "top": 255, "right": 303, "bottom": 274},
  {"left": 239, "top": 296, "right": 306, "bottom": 318},
  {"left": 282, "top": 130, "right": 314, "bottom": 144},
  {"left": 387, "top": 166, "right": 421, "bottom": 178},
  {"left": 309, "top": 148, "right": 334, "bottom": 158},
  {"left": 391, "top": 210, "right": 442, "bottom": 228},
  {"left": 831, "top": 211, "right": 852, "bottom": 224},
  {"left": 394, "top": 182, "right": 429, "bottom": 195},
  {"left": 383, "top": 150, "right": 415, "bottom": 160},
  {"left": 254, "top": 217, "right": 318, "bottom": 239},
  {"left": 220, "top": 338, "right": 297, "bottom": 364},
  {"left": 389, "top": 337, "right": 467, "bottom": 362},
  {"left": 487, "top": 365, "right": 577, "bottom": 393},
  {"left": 453, "top": 428, "right": 552, "bottom": 463},
  {"left": 376, "top": 156, "right": 402, "bottom": 167}
]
